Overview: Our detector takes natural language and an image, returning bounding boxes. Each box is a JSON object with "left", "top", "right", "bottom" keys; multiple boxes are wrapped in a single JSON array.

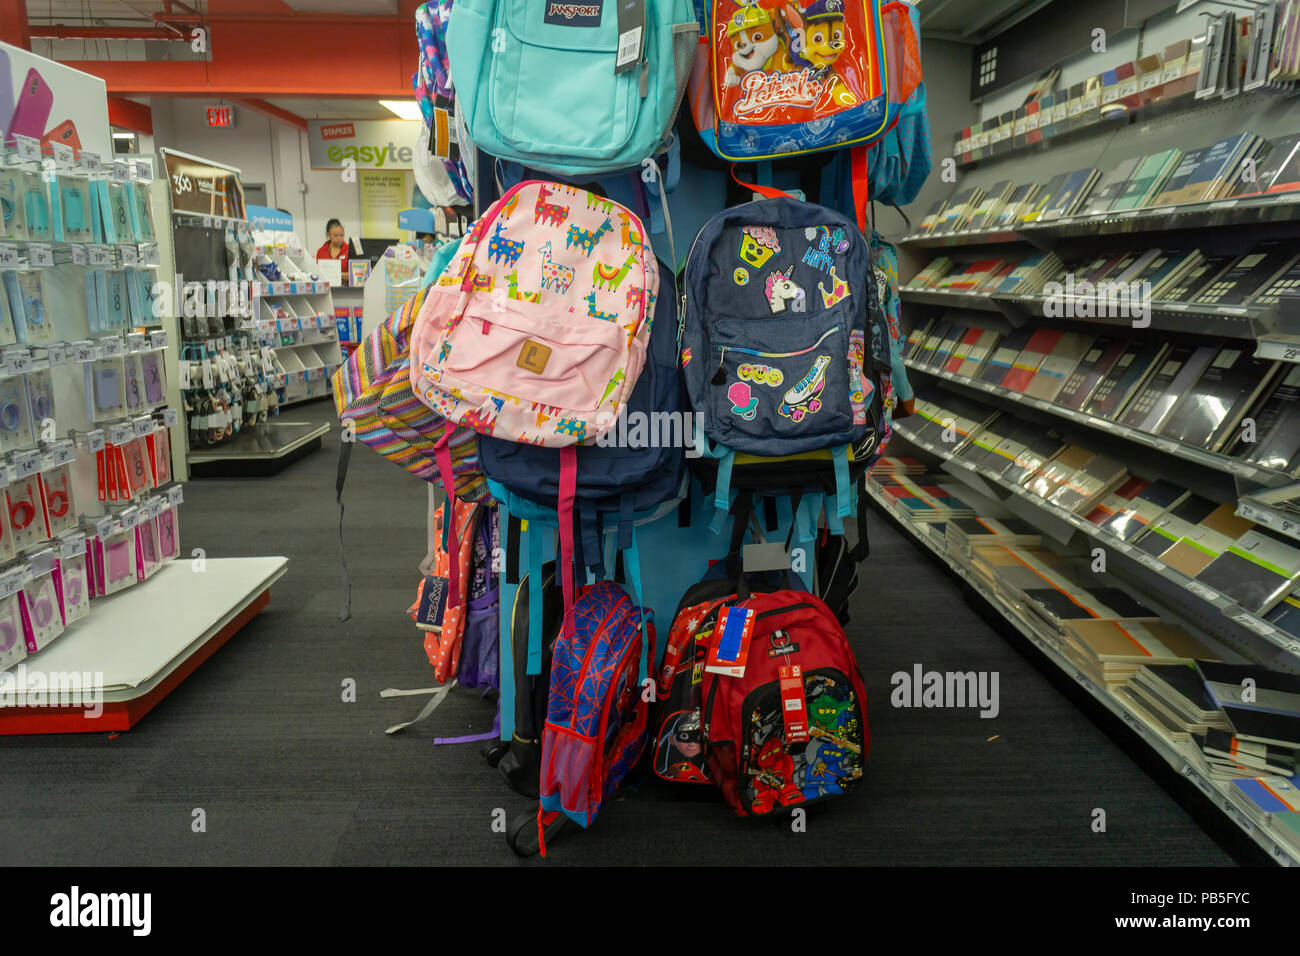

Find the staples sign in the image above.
[{"left": 307, "top": 119, "right": 419, "bottom": 170}]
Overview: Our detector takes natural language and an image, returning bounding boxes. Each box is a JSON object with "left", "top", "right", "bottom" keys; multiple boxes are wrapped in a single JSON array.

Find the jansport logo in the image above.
[
  {"left": 319, "top": 123, "right": 355, "bottom": 140},
  {"left": 50, "top": 887, "right": 151, "bottom": 936},
  {"left": 544, "top": 0, "right": 602, "bottom": 26}
]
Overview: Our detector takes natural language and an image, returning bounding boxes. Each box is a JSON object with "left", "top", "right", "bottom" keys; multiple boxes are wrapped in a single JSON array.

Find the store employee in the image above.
[{"left": 316, "top": 219, "right": 350, "bottom": 269}]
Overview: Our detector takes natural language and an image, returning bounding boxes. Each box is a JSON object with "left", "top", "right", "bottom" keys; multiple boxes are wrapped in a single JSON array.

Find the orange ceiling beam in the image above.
[
  {"left": 232, "top": 98, "right": 308, "bottom": 131},
  {"left": 53, "top": 0, "right": 420, "bottom": 100},
  {"left": 107, "top": 95, "right": 155, "bottom": 135},
  {"left": 0, "top": 0, "right": 31, "bottom": 48}
]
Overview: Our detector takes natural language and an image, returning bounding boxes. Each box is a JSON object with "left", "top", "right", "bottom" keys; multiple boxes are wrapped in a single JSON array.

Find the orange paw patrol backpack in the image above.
[{"left": 687, "top": 0, "right": 892, "bottom": 161}]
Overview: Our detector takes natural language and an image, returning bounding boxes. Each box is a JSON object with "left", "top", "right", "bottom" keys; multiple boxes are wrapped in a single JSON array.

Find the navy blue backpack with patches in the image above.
[{"left": 680, "top": 196, "right": 890, "bottom": 532}]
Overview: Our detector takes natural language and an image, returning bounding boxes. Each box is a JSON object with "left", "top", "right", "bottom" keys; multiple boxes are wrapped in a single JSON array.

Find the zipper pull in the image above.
[
  {"left": 711, "top": 348, "right": 727, "bottom": 385},
  {"left": 639, "top": 58, "right": 649, "bottom": 97}
]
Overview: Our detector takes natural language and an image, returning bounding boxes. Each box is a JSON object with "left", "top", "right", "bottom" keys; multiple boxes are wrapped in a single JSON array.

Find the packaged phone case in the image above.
[
  {"left": 0, "top": 276, "right": 16, "bottom": 346},
  {"left": 123, "top": 352, "right": 145, "bottom": 411},
  {"left": 85, "top": 356, "right": 126, "bottom": 422},
  {"left": 7, "top": 473, "right": 47, "bottom": 549},
  {"left": 24, "top": 367, "right": 54, "bottom": 434},
  {"left": 94, "top": 527, "right": 137, "bottom": 596},
  {"left": 133, "top": 181, "right": 155, "bottom": 241},
  {"left": 59, "top": 175, "right": 94, "bottom": 243},
  {"left": 56, "top": 547, "right": 89, "bottom": 625},
  {"left": 122, "top": 437, "right": 152, "bottom": 496},
  {"left": 156, "top": 505, "right": 180, "bottom": 559},
  {"left": 107, "top": 182, "right": 131, "bottom": 243},
  {"left": 20, "top": 170, "right": 51, "bottom": 241},
  {"left": 136, "top": 516, "right": 161, "bottom": 580},
  {"left": 0, "top": 168, "right": 25, "bottom": 240},
  {"left": 39, "top": 464, "right": 76, "bottom": 537},
  {"left": 17, "top": 270, "right": 52, "bottom": 342},
  {"left": 142, "top": 350, "right": 165, "bottom": 405},
  {"left": 105, "top": 270, "right": 127, "bottom": 330},
  {"left": 148, "top": 426, "right": 172, "bottom": 485},
  {"left": 0, "top": 591, "right": 26, "bottom": 671},
  {"left": 1, "top": 270, "right": 27, "bottom": 342},
  {"left": 20, "top": 554, "right": 64, "bottom": 652},
  {"left": 0, "top": 479, "right": 14, "bottom": 563},
  {"left": 0, "top": 374, "right": 33, "bottom": 451},
  {"left": 92, "top": 269, "right": 109, "bottom": 333}
]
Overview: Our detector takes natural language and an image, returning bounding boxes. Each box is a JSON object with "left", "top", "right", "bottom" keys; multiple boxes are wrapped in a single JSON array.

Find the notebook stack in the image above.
[
  {"left": 1109, "top": 149, "right": 1184, "bottom": 210},
  {"left": 876, "top": 477, "right": 976, "bottom": 525},
  {"left": 1118, "top": 662, "right": 1230, "bottom": 746},
  {"left": 995, "top": 251, "right": 1065, "bottom": 294},
  {"left": 936, "top": 187, "right": 987, "bottom": 234},
  {"left": 1197, "top": 663, "right": 1300, "bottom": 792},
  {"left": 1064, "top": 621, "right": 1219, "bottom": 688},
  {"left": 964, "top": 181, "right": 1017, "bottom": 232},
  {"left": 1078, "top": 157, "right": 1144, "bottom": 215},
  {"left": 1087, "top": 478, "right": 1187, "bottom": 543},
  {"left": 1040, "top": 167, "right": 1102, "bottom": 220},
  {"left": 906, "top": 257, "right": 955, "bottom": 290},
  {"left": 945, "top": 517, "right": 1042, "bottom": 568}
]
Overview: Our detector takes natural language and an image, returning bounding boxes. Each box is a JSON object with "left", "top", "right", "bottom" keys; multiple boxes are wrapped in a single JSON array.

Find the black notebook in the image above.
[
  {"left": 1158, "top": 344, "right": 1280, "bottom": 450},
  {"left": 1158, "top": 253, "right": 1237, "bottom": 302},
  {"left": 1055, "top": 337, "right": 1130, "bottom": 411},
  {"left": 1232, "top": 364, "right": 1300, "bottom": 474},
  {"left": 1119, "top": 344, "right": 1220, "bottom": 433},
  {"left": 1082, "top": 341, "right": 1168, "bottom": 420},
  {"left": 1193, "top": 243, "right": 1300, "bottom": 306}
]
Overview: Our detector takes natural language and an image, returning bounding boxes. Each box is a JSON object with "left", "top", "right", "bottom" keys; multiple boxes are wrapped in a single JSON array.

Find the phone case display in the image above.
[
  {"left": 38, "top": 465, "right": 76, "bottom": 538},
  {"left": 24, "top": 368, "right": 54, "bottom": 432},
  {"left": 123, "top": 352, "right": 145, "bottom": 412},
  {"left": 6, "top": 474, "right": 47, "bottom": 551},
  {"left": 121, "top": 437, "right": 151, "bottom": 498},
  {"left": 56, "top": 548, "right": 89, "bottom": 626},
  {"left": 155, "top": 505, "right": 179, "bottom": 560},
  {"left": 59, "top": 176, "right": 93, "bottom": 243},
  {"left": 15, "top": 270, "right": 52, "bottom": 342},
  {"left": 0, "top": 169, "right": 26, "bottom": 240},
  {"left": 106, "top": 182, "right": 131, "bottom": 242},
  {"left": 141, "top": 351, "right": 165, "bottom": 406},
  {"left": 0, "top": 592, "right": 25, "bottom": 671},
  {"left": 84, "top": 357, "right": 126, "bottom": 422},
  {"left": 135, "top": 516, "right": 161, "bottom": 580},
  {"left": 129, "top": 182, "right": 155, "bottom": 242},
  {"left": 0, "top": 374, "right": 33, "bottom": 451},
  {"left": 20, "top": 171, "right": 50, "bottom": 241},
  {"left": 92, "top": 527, "right": 137, "bottom": 597},
  {"left": 20, "top": 555, "right": 64, "bottom": 652},
  {"left": 147, "top": 426, "right": 173, "bottom": 485}
]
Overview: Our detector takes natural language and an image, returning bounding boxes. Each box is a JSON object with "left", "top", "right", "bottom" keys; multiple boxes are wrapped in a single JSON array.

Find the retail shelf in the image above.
[
  {"left": 865, "top": 480, "right": 1299, "bottom": 867},
  {"left": 900, "top": 288, "right": 1287, "bottom": 340},
  {"left": 891, "top": 419, "right": 1300, "bottom": 667},
  {"left": 1236, "top": 485, "right": 1300, "bottom": 545},
  {"left": 188, "top": 420, "right": 327, "bottom": 477},
  {"left": 902, "top": 192, "right": 1300, "bottom": 248},
  {"left": 903, "top": 359, "right": 1290, "bottom": 486},
  {"left": 251, "top": 280, "right": 330, "bottom": 297},
  {"left": 0, "top": 557, "right": 287, "bottom": 734}
]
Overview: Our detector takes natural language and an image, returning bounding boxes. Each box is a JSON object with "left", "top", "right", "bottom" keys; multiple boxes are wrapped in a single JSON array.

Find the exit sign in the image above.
[{"left": 206, "top": 106, "right": 232, "bottom": 127}]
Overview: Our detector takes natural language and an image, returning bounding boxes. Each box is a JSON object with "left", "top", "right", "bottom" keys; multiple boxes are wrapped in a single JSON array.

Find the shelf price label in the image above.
[
  {"left": 0, "top": 245, "right": 19, "bottom": 269},
  {"left": 3, "top": 348, "right": 31, "bottom": 375},
  {"left": 46, "top": 343, "right": 67, "bottom": 367},
  {"left": 86, "top": 429, "right": 105, "bottom": 453},
  {"left": 27, "top": 243, "right": 54, "bottom": 268},
  {"left": 48, "top": 441, "right": 75, "bottom": 466},
  {"left": 134, "top": 161, "right": 153, "bottom": 182},
  {"left": 120, "top": 244, "right": 138, "bottom": 266},
  {"left": 1185, "top": 580, "right": 1220, "bottom": 602},
  {"left": 88, "top": 244, "right": 112, "bottom": 267},
  {"left": 132, "top": 416, "right": 153, "bottom": 438},
  {"left": 13, "top": 450, "right": 40, "bottom": 478},
  {"left": 119, "top": 506, "right": 140, "bottom": 528},
  {"left": 139, "top": 243, "right": 160, "bottom": 266},
  {"left": 162, "top": 408, "right": 178, "bottom": 428},
  {"left": 70, "top": 244, "right": 87, "bottom": 266},
  {"left": 0, "top": 567, "right": 25, "bottom": 597},
  {"left": 12, "top": 134, "right": 40, "bottom": 163},
  {"left": 91, "top": 515, "right": 113, "bottom": 538},
  {"left": 59, "top": 533, "right": 86, "bottom": 559},
  {"left": 51, "top": 142, "right": 75, "bottom": 166},
  {"left": 1256, "top": 339, "right": 1300, "bottom": 364},
  {"left": 99, "top": 336, "right": 124, "bottom": 357},
  {"left": 111, "top": 161, "right": 131, "bottom": 182},
  {"left": 80, "top": 151, "right": 103, "bottom": 173},
  {"left": 1180, "top": 763, "right": 1214, "bottom": 797},
  {"left": 149, "top": 330, "right": 169, "bottom": 350},
  {"left": 72, "top": 340, "right": 96, "bottom": 364},
  {"left": 167, "top": 485, "right": 184, "bottom": 506}
]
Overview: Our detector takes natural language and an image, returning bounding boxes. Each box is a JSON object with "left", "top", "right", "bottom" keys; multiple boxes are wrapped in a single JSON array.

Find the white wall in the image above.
[{"left": 149, "top": 99, "right": 384, "bottom": 251}]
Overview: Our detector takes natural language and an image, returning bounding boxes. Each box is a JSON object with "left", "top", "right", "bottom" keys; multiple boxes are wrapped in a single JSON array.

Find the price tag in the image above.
[
  {"left": 1161, "top": 64, "right": 1182, "bottom": 83},
  {"left": 46, "top": 343, "right": 66, "bottom": 367},
  {"left": 12, "top": 134, "right": 40, "bottom": 163},
  {"left": 134, "top": 161, "right": 153, "bottom": 182},
  {"left": 1185, "top": 580, "right": 1219, "bottom": 602},
  {"left": 1255, "top": 339, "right": 1300, "bottom": 364},
  {"left": 86, "top": 429, "right": 105, "bottom": 453},
  {"left": 132, "top": 416, "right": 153, "bottom": 438},
  {"left": 3, "top": 349, "right": 31, "bottom": 375},
  {"left": 167, "top": 485, "right": 184, "bottom": 506},
  {"left": 80, "top": 151, "right": 102, "bottom": 173},
  {"left": 139, "top": 243, "right": 160, "bottom": 266},
  {"left": 70, "top": 243, "right": 87, "bottom": 266},
  {"left": 72, "top": 340, "right": 96, "bottom": 363},
  {"left": 99, "top": 336, "right": 124, "bottom": 357},
  {"left": 92, "top": 515, "right": 113, "bottom": 538},
  {"left": 162, "top": 408, "right": 178, "bottom": 427},
  {"left": 0, "top": 244, "right": 18, "bottom": 269},
  {"left": 120, "top": 506, "right": 140, "bottom": 528},
  {"left": 1140, "top": 72, "right": 1164, "bottom": 91},
  {"left": 120, "top": 244, "right": 138, "bottom": 266},
  {"left": 1118, "top": 78, "right": 1139, "bottom": 99},
  {"left": 1209, "top": 199, "right": 1238, "bottom": 211},
  {"left": 1181, "top": 763, "right": 1214, "bottom": 797},
  {"left": 0, "top": 567, "right": 25, "bottom": 597},
  {"left": 111, "top": 161, "right": 131, "bottom": 182},
  {"left": 48, "top": 441, "right": 75, "bottom": 466},
  {"left": 149, "top": 330, "right": 168, "bottom": 350},
  {"left": 13, "top": 450, "right": 40, "bottom": 478},
  {"left": 59, "top": 533, "right": 86, "bottom": 559},
  {"left": 1154, "top": 438, "right": 1180, "bottom": 454},
  {"left": 108, "top": 423, "right": 133, "bottom": 445},
  {"left": 27, "top": 242, "right": 54, "bottom": 268},
  {"left": 1229, "top": 612, "right": 1276, "bottom": 638},
  {"left": 88, "top": 244, "right": 112, "bottom": 267},
  {"left": 1135, "top": 552, "right": 1164, "bottom": 572},
  {"left": 49, "top": 141, "right": 75, "bottom": 167},
  {"left": 1083, "top": 93, "right": 1100, "bottom": 110},
  {"left": 125, "top": 332, "right": 146, "bottom": 353}
]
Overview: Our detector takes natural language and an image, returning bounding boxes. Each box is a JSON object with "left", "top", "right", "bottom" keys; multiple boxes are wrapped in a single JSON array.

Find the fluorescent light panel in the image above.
[{"left": 379, "top": 99, "right": 422, "bottom": 121}]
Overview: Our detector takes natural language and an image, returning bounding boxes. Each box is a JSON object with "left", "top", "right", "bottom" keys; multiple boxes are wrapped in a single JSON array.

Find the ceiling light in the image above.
[
  {"left": 112, "top": 132, "right": 136, "bottom": 139},
  {"left": 379, "top": 100, "right": 422, "bottom": 121}
]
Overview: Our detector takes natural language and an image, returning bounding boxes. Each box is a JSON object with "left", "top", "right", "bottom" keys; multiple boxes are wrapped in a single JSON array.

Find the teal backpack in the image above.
[{"left": 447, "top": 0, "right": 699, "bottom": 176}]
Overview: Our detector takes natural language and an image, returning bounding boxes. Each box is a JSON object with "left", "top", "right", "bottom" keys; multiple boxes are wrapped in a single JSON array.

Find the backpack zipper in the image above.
[{"left": 710, "top": 328, "right": 842, "bottom": 385}]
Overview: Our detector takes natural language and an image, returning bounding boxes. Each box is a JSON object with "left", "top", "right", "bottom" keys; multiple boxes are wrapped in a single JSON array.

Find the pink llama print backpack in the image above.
[{"left": 410, "top": 181, "right": 658, "bottom": 449}]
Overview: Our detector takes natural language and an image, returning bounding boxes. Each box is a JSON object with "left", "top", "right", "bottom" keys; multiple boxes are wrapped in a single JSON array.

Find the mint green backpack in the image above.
[{"left": 447, "top": 0, "right": 698, "bottom": 177}]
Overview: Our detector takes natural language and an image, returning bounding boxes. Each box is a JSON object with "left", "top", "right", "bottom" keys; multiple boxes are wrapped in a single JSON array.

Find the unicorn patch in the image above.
[{"left": 764, "top": 267, "right": 807, "bottom": 314}]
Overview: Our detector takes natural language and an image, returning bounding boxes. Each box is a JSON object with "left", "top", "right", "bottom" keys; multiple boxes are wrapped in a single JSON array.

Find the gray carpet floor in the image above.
[{"left": 0, "top": 400, "right": 1239, "bottom": 866}]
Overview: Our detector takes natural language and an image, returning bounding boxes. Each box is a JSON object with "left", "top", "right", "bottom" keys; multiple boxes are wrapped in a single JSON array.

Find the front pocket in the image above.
[
  {"left": 440, "top": 302, "right": 631, "bottom": 414},
  {"left": 490, "top": 0, "right": 639, "bottom": 159},
  {"left": 708, "top": 312, "right": 851, "bottom": 449}
]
